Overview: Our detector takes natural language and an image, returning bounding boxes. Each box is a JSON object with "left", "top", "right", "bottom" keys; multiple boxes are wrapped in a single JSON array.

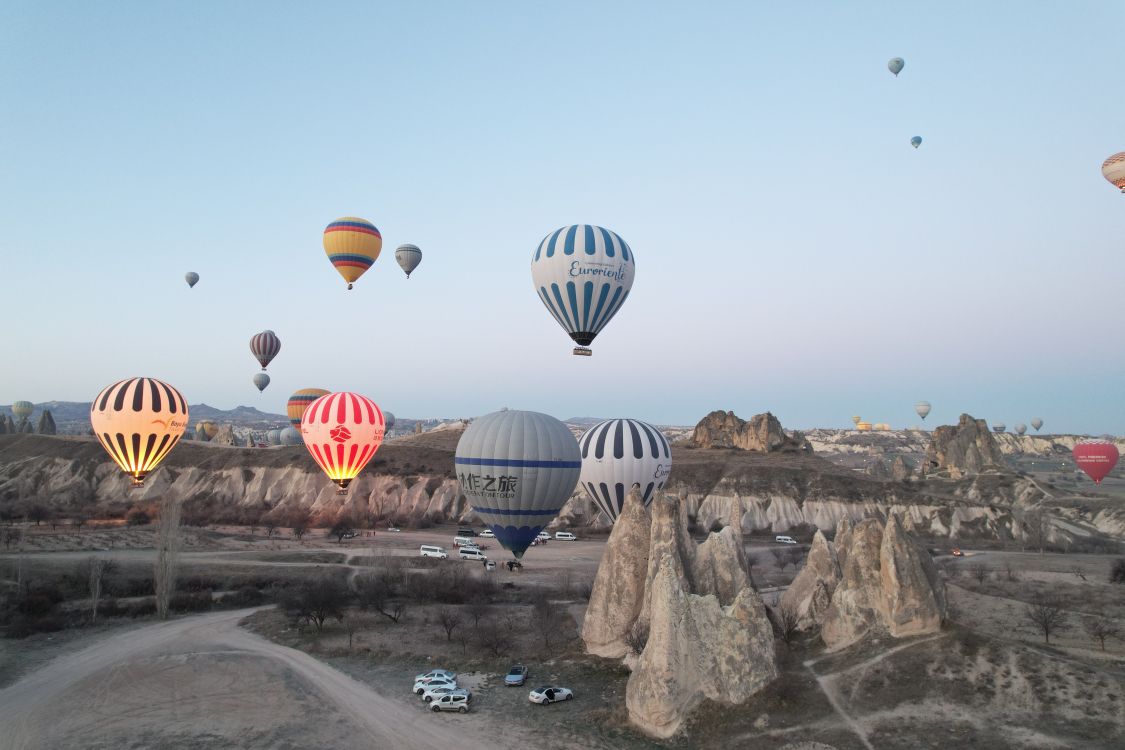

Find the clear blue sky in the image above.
[{"left": 1, "top": 2, "right": 1122, "bottom": 434}]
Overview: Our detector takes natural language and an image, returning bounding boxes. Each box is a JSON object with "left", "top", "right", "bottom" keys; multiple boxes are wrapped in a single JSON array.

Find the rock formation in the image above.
[
  {"left": 414, "top": 422, "right": 422, "bottom": 435},
  {"left": 214, "top": 424, "right": 236, "bottom": 446},
  {"left": 891, "top": 456, "right": 912, "bottom": 481},
  {"left": 691, "top": 411, "right": 811, "bottom": 453},
  {"left": 778, "top": 529, "right": 840, "bottom": 629},
  {"left": 35, "top": 409, "right": 56, "bottom": 435},
  {"left": 0, "top": 418, "right": 6, "bottom": 435},
  {"left": 925, "top": 414, "right": 1006, "bottom": 477},
  {"left": 834, "top": 516, "right": 853, "bottom": 571},
  {"left": 6, "top": 415, "right": 16, "bottom": 433},
  {"left": 866, "top": 458, "right": 890, "bottom": 478},
  {"left": 585, "top": 489, "right": 777, "bottom": 738},
  {"left": 821, "top": 515, "right": 947, "bottom": 650},
  {"left": 16, "top": 418, "right": 33, "bottom": 434}
]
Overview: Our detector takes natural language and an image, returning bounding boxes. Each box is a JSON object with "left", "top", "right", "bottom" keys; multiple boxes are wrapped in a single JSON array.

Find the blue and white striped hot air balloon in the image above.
[
  {"left": 579, "top": 419, "right": 672, "bottom": 523},
  {"left": 455, "top": 410, "right": 581, "bottom": 558},
  {"left": 531, "top": 225, "right": 636, "bottom": 355}
]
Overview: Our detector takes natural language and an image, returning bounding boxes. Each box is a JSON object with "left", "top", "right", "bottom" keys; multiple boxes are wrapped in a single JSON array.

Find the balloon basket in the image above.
[
  {"left": 573, "top": 347, "right": 592, "bottom": 356},
  {"left": 336, "top": 489, "right": 348, "bottom": 496}
]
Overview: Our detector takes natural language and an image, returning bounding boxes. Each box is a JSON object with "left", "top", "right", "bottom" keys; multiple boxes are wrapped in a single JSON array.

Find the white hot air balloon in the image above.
[
  {"left": 395, "top": 244, "right": 422, "bottom": 278},
  {"left": 531, "top": 225, "right": 636, "bottom": 356},
  {"left": 578, "top": 419, "right": 672, "bottom": 523},
  {"left": 1031, "top": 418, "right": 1043, "bottom": 432},
  {"left": 1015, "top": 423, "right": 1027, "bottom": 435},
  {"left": 384, "top": 411, "right": 396, "bottom": 430},
  {"left": 888, "top": 57, "right": 905, "bottom": 76},
  {"left": 455, "top": 410, "right": 580, "bottom": 558},
  {"left": 266, "top": 429, "right": 282, "bottom": 446},
  {"left": 253, "top": 373, "right": 270, "bottom": 392},
  {"left": 279, "top": 426, "right": 303, "bottom": 445},
  {"left": 185, "top": 272, "right": 199, "bottom": 288},
  {"left": 992, "top": 423, "right": 1006, "bottom": 433},
  {"left": 915, "top": 401, "right": 931, "bottom": 420}
]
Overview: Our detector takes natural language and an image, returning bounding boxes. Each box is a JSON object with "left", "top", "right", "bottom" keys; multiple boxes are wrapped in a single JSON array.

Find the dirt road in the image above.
[{"left": 0, "top": 608, "right": 515, "bottom": 750}]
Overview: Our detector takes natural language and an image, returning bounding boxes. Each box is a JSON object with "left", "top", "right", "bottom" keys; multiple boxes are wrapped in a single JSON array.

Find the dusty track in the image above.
[{"left": 0, "top": 608, "right": 514, "bottom": 750}]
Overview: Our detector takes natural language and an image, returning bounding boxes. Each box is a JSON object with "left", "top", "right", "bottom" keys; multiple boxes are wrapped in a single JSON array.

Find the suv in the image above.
[
  {"left": 554, "top": 531, "right": 576, "bottom": 541},
  {"left": 457, "top": 528, "right": 476, "bottom": 537},
  {"left": 423, "top": 685, "right": 471, "bottom": 703},
  {"left": 430, "top": 693, "right": 471, "bottom": 713},
  {"left": 505, "top": 665, "right": 528, "bottom": 686}
]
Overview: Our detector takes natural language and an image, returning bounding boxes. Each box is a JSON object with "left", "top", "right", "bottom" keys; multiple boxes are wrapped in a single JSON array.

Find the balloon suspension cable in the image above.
[{"left": 573, "top": 346, "right": 592, "bottom": 356}]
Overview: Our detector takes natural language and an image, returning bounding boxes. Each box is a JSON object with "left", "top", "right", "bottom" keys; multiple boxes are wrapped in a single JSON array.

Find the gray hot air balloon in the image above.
[
  {"left": 911, "top": 136, "right": 922, "bottom": 149},
  {"left": 267, "top": 429, "right": 282, "bottom": 446},
  {"left": 185, "top": 272, "right": 199, "bottom": 288},
  {"left": 1031, "top": 418, "right": 1043, "bottom": 432},
  {"left": 915, "top": 401, "right": 931, "bottom": 420},
  {"left": 395, "top": 244, "right": 422, "bottom": 278},
  {"left": 253, "top": 373, "right": 270, "bottom": 392},
  {"left": 579, "top": 419, "right": 672, "bottom": 523},
  {"left": 383, "top": 411, "right": 395, "bottom": 430},
  {"left": 888, "top": 57, "right": 905, "bottom": 76},
  {"left": 280, "top": 426, "right": 303, "bottom": 445},
  {"left": 1015, "top": 423, "right": 1027, "bottom": 435},
  {"left": 454, "top": 410, "right": 580, "bottom": 558},
  {"left": 992, "top": 423, "right": 1006, "bottom": 433}
]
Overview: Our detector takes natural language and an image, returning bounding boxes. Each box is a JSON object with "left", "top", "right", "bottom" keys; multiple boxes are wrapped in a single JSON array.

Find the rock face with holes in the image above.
[
  {"left": 691, "top": 410, "right": 811, "bottom": 453},
  {"left": 214, "top": 425, "right": 236, "bottom": 446},
  {"left": 925, "top": 414, "right": 1007, "bottom": 478},
  {"left": 821, "top": 515, "right": 947, "bottom": 650},
  {"left": 778, "top": 529, "right": 841, "bottom": 630}
]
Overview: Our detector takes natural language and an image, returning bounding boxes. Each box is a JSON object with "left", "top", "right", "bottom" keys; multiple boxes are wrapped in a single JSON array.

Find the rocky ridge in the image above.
[{"left": 691, "top": 410, "right": 811, "bottom": 453}]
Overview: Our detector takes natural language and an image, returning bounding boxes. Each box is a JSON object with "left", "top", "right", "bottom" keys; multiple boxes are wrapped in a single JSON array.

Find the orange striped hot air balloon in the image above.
[
  {"left": 90, "top": 378, "right": 189, "bottom": 485},
  {"left": 301, "top": 392, "right": 386, "bottom": 492},
  {"left": 287, "top": 388, "right": 330, "bottom": 429},
  {"left": 324, "top": 217, "right": 382, "bottom": 290}
]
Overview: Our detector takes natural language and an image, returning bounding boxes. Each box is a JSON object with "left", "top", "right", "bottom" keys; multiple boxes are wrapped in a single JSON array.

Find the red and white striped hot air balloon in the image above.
[
  {"left": 1073, "top": 439, "right": 1119, "bottom": 484},
  {"left": 300, "top": 392, "right": 385, "bottom": 493},
  {"left": 250, "top": 330, "right": 280, "bottom": 370}
]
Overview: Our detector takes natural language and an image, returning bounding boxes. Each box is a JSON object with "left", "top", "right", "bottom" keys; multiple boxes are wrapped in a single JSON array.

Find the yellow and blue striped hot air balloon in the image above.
[
  {"left": 287, "top": 388, "right": 330, "bottom": 429},
  {"left": 323, "top": 217, "right": 382, "bottom": 290}
]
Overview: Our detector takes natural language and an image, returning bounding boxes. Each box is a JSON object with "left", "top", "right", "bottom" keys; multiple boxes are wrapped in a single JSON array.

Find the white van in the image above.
[
  {"left": 775, "top": 535, "right": 797, "bottom": 545},
  {"left": 459, "top": 547, "right": 487, "bottom": 561},
  {"left": 554, "top": 531, "right": 577, "bottom": 541},
  {"left": 420, "top": 545, "right": 448, "bottom": 559},
  {"left": 453, "top": 536, "right": 475, "bottom": 548}
]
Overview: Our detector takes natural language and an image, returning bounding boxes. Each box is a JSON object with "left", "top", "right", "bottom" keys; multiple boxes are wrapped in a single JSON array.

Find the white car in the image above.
[
  {"left": 414, "top": 677, "right": 456, "bottom": 695},
  {"left": 775, "top": 535, "right": 797, "bottom": 545},
  {"left": 478, "top": 529, "right": 495, "bottom": 538},
  {"left": 386, "top": 527, "right": 401, "bottom": 532},
  {"left": 430, "top": 693, "right": 471, "bottom": 713},
  {"left": 422, "top": 685, "right": 471, "bottom": 703},
  {"left": 529, "top": 685, "right": 573, "bottom": 704},
  {"left": 415, "top": 668, "right": 458, "bottom": 683},
  {"left": 536, "top": 531, "right": 550, "bottom": 542},
  {"left": 554, "top": 531, "right": 576, "bottom": 541}
]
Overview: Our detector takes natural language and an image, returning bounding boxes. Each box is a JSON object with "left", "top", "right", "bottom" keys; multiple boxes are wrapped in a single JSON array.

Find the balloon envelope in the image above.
[
  {"left": 11, "top": 401, "right": 33, "bottom": 421},
  {"left": 253, "top": 373, "right": 270, "bottom": 392},
  {"left": 266, "top": 429, "right": 282, "bottom": 446},
  {"left": 90, "top": 378, "right": 188, "bottom": 484},
  {"left": 1014, "top": 423, "right": 1027, "bottom": 435},
  {"left": 301, "top": 392, "right": 386, "bottom": 490},
  {"left": 288, "top": 388, "right": 330, "bottom": 429},
  {"left": 915, "top": 401, "right": 931, "bottom": 420},
  {"left": 851, "top": 415, "right": 861, "bottom": 426},
  {"left": 185, "top": 272, "right": 199, "bottom": 288},
  {"left": 324, "top": 217, "right": 382, "bottom": 289},
  {"left": 530, "top": 225, "right": 636, "bottom": 350},
  {"left": 250, "top": 331, "right": 280, "bottom": 370},
  {"left": 395, "top": 244, "right": 422, "bottom": 278},
  {"left": 992, "top": 423, "right": 1006, "bottom": 433},
  {"left": 455, "top": 410, "right": 580, "bottom": 558},
  {"left": 1031, "top": 419, "right": 1043, "bottom": 432},
  {"left": 196, "top": 419, "right": 218, "bottom": 441},
  {"left": 1102, "top": 153, "right": 1125, "bottom": 193},
  {"left": 383, "top": 411, "right": 396, "bottom": 430},
  {"left": 888, "top": 57, "right": 904, "bottom": 76},
  {"left": 579, "top": 419, "right": 672, "bottom": 523},
  {"left": 1073, "top": 439, "right": 1119, "bottom": 483},
  {"left": 911, "top": 136, "right": 922, "bottom": 148},
  {"left": 280, "top": 426, "right": 303, "bottom": 445}
]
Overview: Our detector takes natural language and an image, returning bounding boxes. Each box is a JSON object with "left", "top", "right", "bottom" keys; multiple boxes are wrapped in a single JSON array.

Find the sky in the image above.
[{"left": 1, "top": 2, "right": 1123, "bottom": 434}]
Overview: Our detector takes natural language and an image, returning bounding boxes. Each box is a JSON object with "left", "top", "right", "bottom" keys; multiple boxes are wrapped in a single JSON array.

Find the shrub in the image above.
[
  {"left": 6, "top": 614, "right": 67, "bottom": 638},
  {"left": 170, "top": 592, "right": 213, "bottom": 613},
  {"left": 1111, "top": 558, "right": 1125, "bottom": 584}
]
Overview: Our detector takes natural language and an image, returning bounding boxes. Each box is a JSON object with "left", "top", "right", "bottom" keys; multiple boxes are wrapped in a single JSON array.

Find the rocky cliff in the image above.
[
  {"left": 925, "top": 414, "right": 1006, "bottom": 477},
  {"left": 691, "top": 411, "right": 811, "bottom": 453}
]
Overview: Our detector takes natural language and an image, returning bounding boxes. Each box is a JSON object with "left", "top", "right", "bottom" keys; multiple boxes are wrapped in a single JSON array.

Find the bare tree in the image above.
[
  {"left": 264, "top": 520, "right": 278, "bottom": 540},
  {"left": 528, "top": 596, "right": 563, "bottom": 650},
  {"left": 453, "top": 623, "right": 474, "bottom": 654},
  {"left": 1025, "top": 591, "right": 1069, "bottom": 643},
  {"left": 477, "top": 620, "right": 513, "bottom": 656},
  {"left": 284, "top": 576, "right": 350, "bottom": 632},
  {"left": 154, "top": 498, "right": 183, "bottom": 619},
  {"left": 783, "top": 547, "right": 804, "bottom": 571},
  {"left": 2, "top": 528, "right": 17, "bottom": 551},
  {"left": 291, "top": 511, "right": 311, "bottom": 541},
  {"left": 624, "top": 619, "right": 650, "bottom": 656},
  {"left": 1083, "top": 614, "right": 1121, "bottom": 651},
  {"left": 73, "top": 514, "right": 87, "bottom": 532},
  {"left": 555, "top": 568, "right": 574, "bottom": 598},
  {"left": 771, "top": 602, "right": 802, "bottom": 646},
  {"left": 343, "top": 611, "right": 375, "bottom": 648},
  {"left": 1023, "top": 510, "right": 1051, "bottom": 555},
  {"left": 77, "top": 556, "right": 118, "bottom": 625},
  {"left": 1072, "top": 566, "right": 1087, "bottom": 582},
  {"left": 1004, "top": 562, "right": 1020, "bottom": 583},
  {"left": 354, "top": 573, "right": 408, "bottom": 623},
  {"left": 770, "top": 547, "right": 788, "bottom": 570},
  {"left": 968, "top": 562, "right": 991, "bottom": 585},
  {"left": 744, "top": 552, "right": 761, "bottom": 575},
  {"left": 465, "top": 600, "right": 493, "bottom": 628},
  {"left": 329, "top": 517, "right": 353, "bottom": 543},
  {"left": 436, "top": 607, "right": 464, "bottom": 641}
]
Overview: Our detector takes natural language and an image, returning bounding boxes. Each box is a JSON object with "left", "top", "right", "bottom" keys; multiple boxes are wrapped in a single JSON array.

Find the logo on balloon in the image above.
[
  {"left": 568, "top": 261, "right": 628, "bottom": 282},
  {"left": 330, "top": 425, "right": 351, "bottom": 443},
  {"left": 654, "top": 464, "right": 670, "bottom": 480}
]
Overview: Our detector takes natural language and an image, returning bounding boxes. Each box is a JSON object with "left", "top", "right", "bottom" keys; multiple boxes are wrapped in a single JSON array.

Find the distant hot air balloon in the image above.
[
  {"left": 395, "top": 244, "right": 422, "bottom": 278},
  {"left": 288, "top": 388, "right": 330, "bottom": 429},
  {"left": 250, "top": 331, "right": 280, "bottom": 370},
  {"left": 911, "top": 136, "right": 922, "bottom": 149},
  {"left": 1031, "top": 418, "right": 1043, "bottom": 432},
  {"left": 324, "top": 217, "right": 382, "bottom": 290},
  {"left": 185, "top": 272, "right": 199, "bottom": 288},
  {"left": 301, "top": 392, "right": 386, "bottom": 492},
  {"left": 531, "top": 225, "right": 636, "bottom": 356},
  {"left": 90, "top": 378, "right": 188, "bottom": 485},
  {"left": 1015, "top": 423, "right": 1027, "bottom": 435},
  {"left": 1101, "top": 153, "right": 1125, "bottom": 193},
  {"left": 888, "top": 57, "right": 905, "bottom": 76},
  {"left": 11, "top": 401, "right": 34, "bottom": 421},
  {"left": 253, "top": 373, "right": 270, "bottom": 392},
  {"left": 857, "top": 422, "right": 872, "bottom": 431},
  {"left": 579, "top": 419, "right": 672, "bottom": 523},
  {"left": 909, "top": 425, "right": 921, "bottom": 431},
  {"left": 266, "top": 429, "right": 282, "bottom": 446},
  {"left": 455, "top": 410, "right": 580, "bottom": 558},
  {"left": 915, "top": 401, "right": 931, "bottom": 420},
  {"left": 384, "top": 411, "right": 396, "bottom": 430},
  {"left": 196, "top": 419, "right": 218, "bottom": 441},
  {"left": 852, "top": 415, "right": 861, "bottom": 428},
  {"left": 992, "top": 423, "right": 1006, "bottom": 433},
  {"left": 1073, "top": 439, "right": 1119, "bottom": 483},
  {"left": 280, "top": 426, "right": 303, "bottom": 445}
]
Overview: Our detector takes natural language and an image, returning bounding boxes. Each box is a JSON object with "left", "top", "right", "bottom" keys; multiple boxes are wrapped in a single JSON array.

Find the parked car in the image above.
[
  {"left": 430, "top": 693, "right": 471, "bottom": 713},
  {"left": 459, "top": 548, "right": 487, "bottom": 561},
  {"left": 415, "top": 669, "right": 458, "bottom": 683},
  {"left": 529, "top": 685, "right": 573, "bottom": 704},
  {"left": 414, "top": 677, "right": 455, "bottom": 695},
  {"left": 420, "top": 545, "right": 448, "bottom": 559},
  {"left": 536, "top": 531, "right": 550, "bottom": 542},
  {"left": 554, "top": 531, "right": 577, "bottom": 541},
  {"left": 485, "top": 560, "right": 497, "bottom": 571},
  {"left": 951, "top": 549, "right": 964, "bottom": 557},
  {"left": 775, "top": 535, "right": 797, "bottom": 545},
  {"left": 386, "top": 527, "right": 401, "bottom": 532},
  {"left": 456, "top": 528, "right": 477, "bottom": 537},
  {"left": 423, "top": 685, "right": 471, "bottom": 703},
  {"left": 453, "top": 536, "right": 475, "bottom": 548},
  {"left": 478, "top": 529, "right": 495, "bottom": 538},
  {"left": 505, "top": 665, "right": 529, "bottom": 686}
]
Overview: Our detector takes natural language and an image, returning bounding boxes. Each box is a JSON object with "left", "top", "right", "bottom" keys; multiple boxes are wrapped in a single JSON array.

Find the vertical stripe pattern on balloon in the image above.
[
  {"left": 300, "top": 392, "right": 385, "bottom": 489},
  {"left": 90, "top": 378, "right": 189, "bottom": 482},
  {"left": 250, "top": 331, "right": 281, "bottom": 370},
  {"left": 578, "top": 418, "right": 671, "bottom": 522}
]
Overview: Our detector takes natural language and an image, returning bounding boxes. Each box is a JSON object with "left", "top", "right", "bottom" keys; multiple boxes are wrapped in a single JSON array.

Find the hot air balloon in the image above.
[
  {"left": 196, "top": 419, "right": 218, "bottom": 441},
  {"left": 185, "top": 272, "right": 199, "bottom": 288},
  {"left": 301, "top": 392, "right": 386, "bottom": 493},
  {"left": 852, "top": 416, "right": 861, "bottom": 428},
  {"left": 1102, "top": 153, "right": 1125, "bottom": 193},
  {"left": 888, "top": 57, "right": 904, "bottom": 76},
  {"left": 395, "top": 244, "right": 422, "bottom": 278},
  {"left": 1031, "top": 419, "right": 1043, "bottom": 432},
  {"left": 267, "top": 429, "right": 282, "bottom": 446},
  {"left": 455, "top": 410, "right": 580, "bottom": 558},
  {"left": 280, "top": 426, "right": 303, "bottom": 445},
  {"left": 1073, "top": 439, "right": 1119, "bottom": 484},
  {"left": 11, "top": 401, "right": 34, "bottom": 421},
  {"left": 911, "top": 136, "right": 922, "bottom": 149},
  {"left": 324, "top": 217, "right": 382, "bottom": 290},
  {"left": 915, "top": 401, "right": 931, "bottom": 420},
  {"left": 857, "top": 422, "right": 872, "bottom": 431},
  {"left": 992, "top": 423, "right": 1006, "bottom": 433},
  {"left": 250, "top": 331, "right": 280, "bottom": 370},
  {"left": 1014, "top": 423, "right": 1026, "bottom": 435},
  {"left": 253, "top": 373, "right": 270, "bottom": 392},
  {"left": 288, "top": 388, "right": 330, "bottom": 429},
  {"left": 384, "top": 411, "right": 395, "bottom": 430},
  {"left": 531, "top": 225, "right": 636, "bottom": 356},
  {"left": 90, "top": 378, "right": 188, "bottom": 485},
  {"left": 579, "top": 419, "right": 672, "bottom": 523}
]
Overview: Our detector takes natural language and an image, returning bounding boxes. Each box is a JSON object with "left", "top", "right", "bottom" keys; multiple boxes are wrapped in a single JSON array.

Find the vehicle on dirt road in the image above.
[
  {"left": 554, "top": 531, "right": 576, "bottom": 541},
  {"left": 529, "top": 685, "right": 573, "bottom": 704},
  {"left": 420, "top": 545, "right": 448, "bottom": 559},
  {"left": 478, "top": 529, "right": 495, "bottom": 538},
  {"left": 431, "top": 693, "right": 471, "bottom": 713},
  {"left": 505, "top": 665, "right": 528, "bottom": 686},
  {"left": 775, "top": 535, "right": 796, "bottom": 544},
  {"left": 457, "top": 528, "right": 476, "bottom": 537},
  {"left": 459, "top": 548, "right": 487, "bottom": 561},
  {"left": 536, "top": 531, "right": 550, "bottom": 542},
  {"left": 423, "top": 686, "right": 471, "bottom": 703},
  {"left": 951, "top": 550, "right": 964, "bottom": 556}
]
